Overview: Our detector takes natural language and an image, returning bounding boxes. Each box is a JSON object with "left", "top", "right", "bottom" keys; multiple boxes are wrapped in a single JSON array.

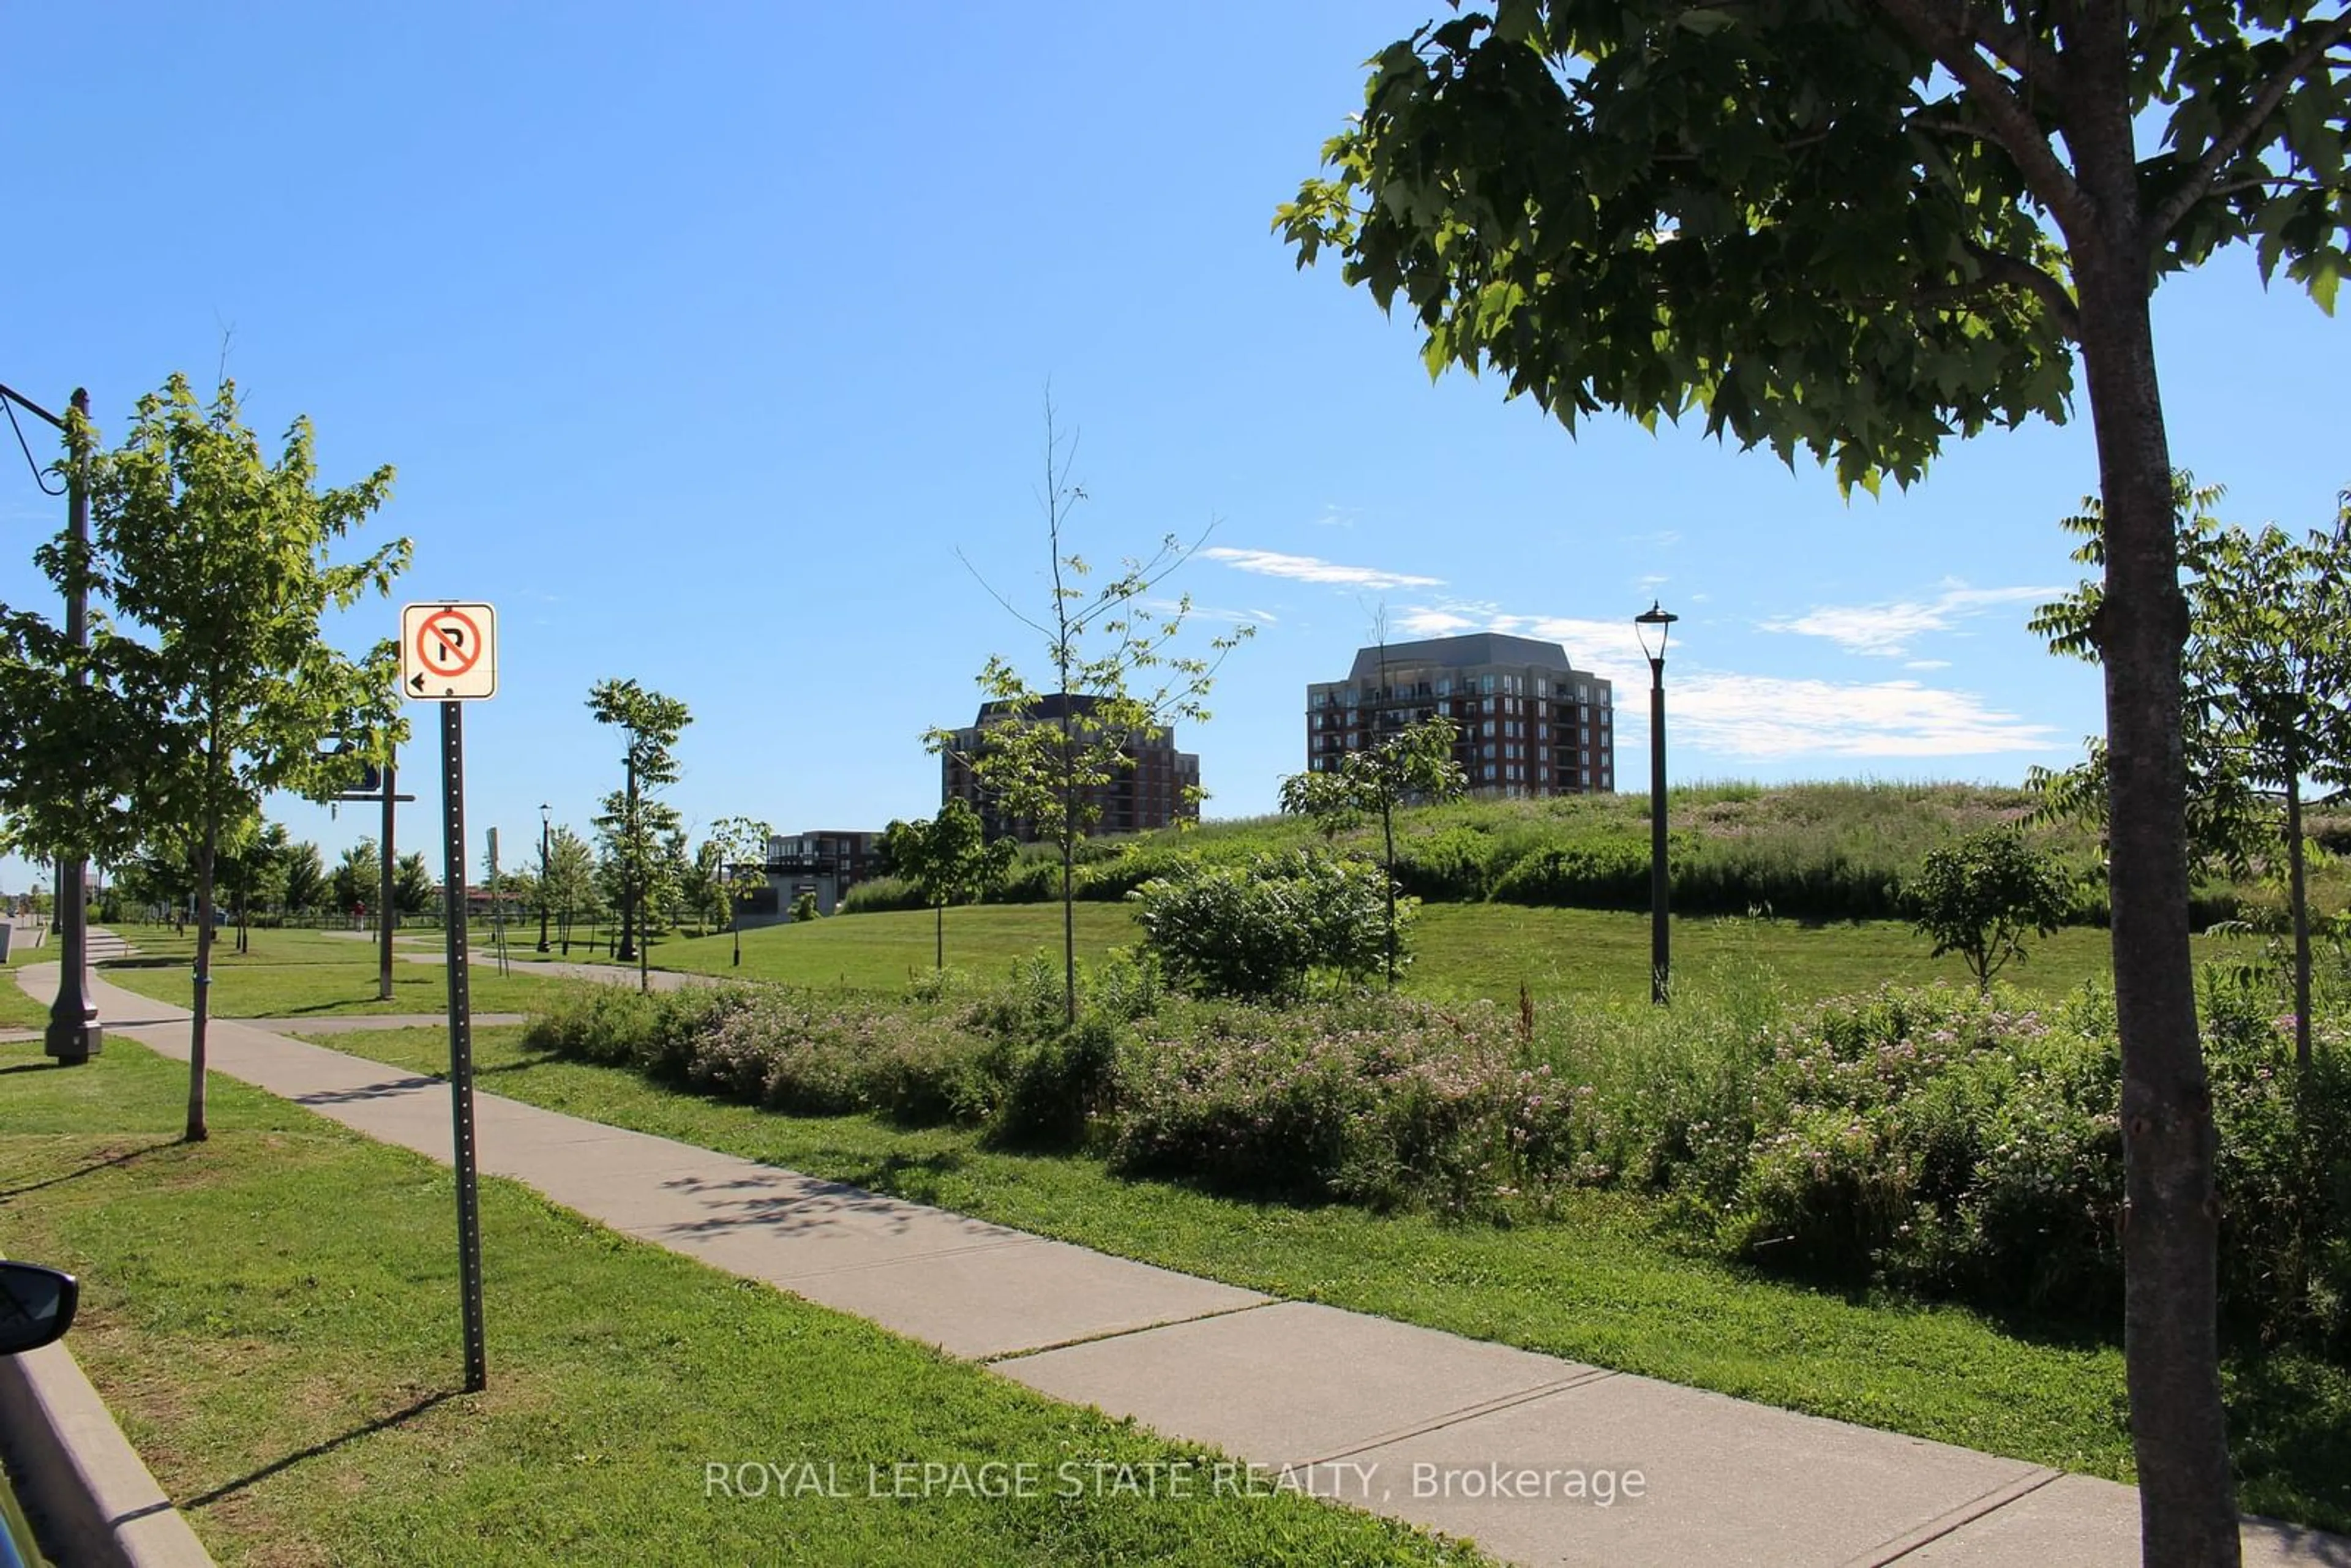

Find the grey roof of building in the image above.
[{"left": 1338, "top": 632, "right": 1588, "bottom": 683}]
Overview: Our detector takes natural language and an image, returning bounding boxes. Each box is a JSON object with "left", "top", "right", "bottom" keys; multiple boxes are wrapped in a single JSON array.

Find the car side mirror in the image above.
[{"left": 0, "top": 1262, "right": 79, "bottom": 1355}]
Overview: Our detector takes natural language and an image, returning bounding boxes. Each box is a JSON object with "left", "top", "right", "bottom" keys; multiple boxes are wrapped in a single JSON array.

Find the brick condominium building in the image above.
[
  {"left": 940, "top": 692, "right": 1202, "bottom": 840},
  {"left": 1305, "top": 633, "right": 1614, "bottom": 797}
]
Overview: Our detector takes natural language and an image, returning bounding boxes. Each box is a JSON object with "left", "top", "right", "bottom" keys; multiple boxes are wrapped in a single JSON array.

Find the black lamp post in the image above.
[
  {"left": 2, "top": 382, "right": 102, "bottom": 1062},
  {"left": 536, "top": 804, "right": 552, "bottom": 953},
  {"left": 1634, "top": 601, "right": 1678, "bottom": 1005}
]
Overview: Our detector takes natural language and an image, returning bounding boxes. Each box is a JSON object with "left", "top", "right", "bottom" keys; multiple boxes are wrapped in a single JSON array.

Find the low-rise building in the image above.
[
  {"left": 738, "top": 830, "right": 883, "bottom": 924},
  {"left": 1305, "top": 633, "right": 1614, "bottom": 797}
]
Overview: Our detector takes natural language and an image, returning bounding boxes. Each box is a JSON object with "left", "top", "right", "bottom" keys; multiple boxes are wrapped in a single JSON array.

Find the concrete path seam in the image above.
[
  {"left": 1305, "top": 1370, "right": 1621, "bottom": 1468},
  {"left": 982, "top": 1299, "right": 1284, "bottom": 1365},
  {"left": 1845, "top": 1466, "right": 2066, "bottom": 1567}
]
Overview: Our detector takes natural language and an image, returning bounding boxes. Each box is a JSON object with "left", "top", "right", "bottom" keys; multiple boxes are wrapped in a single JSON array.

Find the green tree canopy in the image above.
[
  {"left": 91, "top": 375, "right": 405, "bottom": 1140},
  {"left": 1908, "top": 827, "right": 2077, "bottom": 991},
  {"left": 2034, "top": 479, "right": 2351, "bottom": 1066},
  {"left": 703, "top": 814, "right": 775, "bottom": 966},
  {"left": 1280, "top": 710, "right": 1467, "bottom": 986},
  {"left": 880, "top": 798, "right": 1016, "bottom": 969},
  {"left": 587, "top": 677, "right": 691, "bottom": 978}
]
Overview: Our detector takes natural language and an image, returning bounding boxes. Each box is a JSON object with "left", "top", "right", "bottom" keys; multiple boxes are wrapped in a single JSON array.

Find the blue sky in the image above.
[{"left": 2, "top": 2, "right": 2344, "bottom": 893}]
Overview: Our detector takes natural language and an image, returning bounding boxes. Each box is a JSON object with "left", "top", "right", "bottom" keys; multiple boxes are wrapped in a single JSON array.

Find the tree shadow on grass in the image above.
[
  {"left": 0, "top": 1138, "right": 178, "bottom": 1200},
  {"left": 178, "top": 1390, "right": 460, "bottom": 1513},
  {"left": 2222, "top": 1350, "right": 2351, "bottom": 1541},
  {"left": 833, "top": 1149, "right": 970, "bottom": 1204},
  {"left": 272, "top": 996, "right": 421, "bottom": 1017}
]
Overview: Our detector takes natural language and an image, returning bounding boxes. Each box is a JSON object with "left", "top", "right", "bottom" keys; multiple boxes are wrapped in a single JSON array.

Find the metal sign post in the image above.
[
  {"left": 439, "top": 699, "right": 487, "bottom": 1392},
  {"left": 402, "top": 601, "right": 498, "bottom": 1395}
]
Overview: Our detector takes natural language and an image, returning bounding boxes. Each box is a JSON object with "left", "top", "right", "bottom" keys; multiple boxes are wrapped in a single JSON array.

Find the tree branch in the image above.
[
  {"left": 1963, "top": 239, "right": 2083, "bottom": 337},
  {"left": 1965, "top": 6, "right": 2067, "bottom": 100},
  {"left": 2147, "top": 12, "right": 2351, "bottom": 244},
  {"left": 1872, "top": 0, "right": 2094, "bottom": 232}
]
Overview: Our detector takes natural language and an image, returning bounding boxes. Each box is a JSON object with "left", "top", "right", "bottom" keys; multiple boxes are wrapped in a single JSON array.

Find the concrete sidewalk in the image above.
[
  {"left": 321, "top": 923, "right": 718, "bottom": 992},
  {"left": 17, "top": 955, "right": 2347, "bottom": 1567}
]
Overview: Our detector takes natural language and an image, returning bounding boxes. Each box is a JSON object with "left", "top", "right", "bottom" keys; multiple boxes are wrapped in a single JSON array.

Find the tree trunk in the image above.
[
  {"left": 1380, "top": 788, "right": 1399, "bottom": 989},
  {"left": 2072, "top": 234, "right": 2240, "bottom": 1564},
  {"left": 2284, "top": 757, "right": 2311, "bottom": 1075},
  {"left": 187, "top": 819, "right": 218, "bottom": 1143},
  {"left": 617, "top": 754, "right": 639, "bottom": 963},
  {"left": 1060, "top": 716, "right": 1077, "bottom": 1026}
]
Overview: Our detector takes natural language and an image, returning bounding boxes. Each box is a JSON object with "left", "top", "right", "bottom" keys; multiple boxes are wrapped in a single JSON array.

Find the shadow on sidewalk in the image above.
[
  {"left": 293, "top": 1076, "right": 440, "bottom": 1106},
  {"left": 178, "top": 1390, "right": 460, "bottom": 1513}
]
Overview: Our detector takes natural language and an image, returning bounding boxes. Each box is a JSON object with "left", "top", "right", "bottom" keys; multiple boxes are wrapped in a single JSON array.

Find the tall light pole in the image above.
[
  {"left": 1634, "top": 601, "right": 1678, "bottom": 1005},
  {"left": 2, "top": 381, "right": 103, "bottom": 1063},
  {"left": 537, "top": 804, "right": 551, "bottom": 953}
]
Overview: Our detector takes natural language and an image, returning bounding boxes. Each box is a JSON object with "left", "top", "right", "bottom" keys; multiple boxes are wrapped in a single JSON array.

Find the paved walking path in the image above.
[
  {"left": 13, "top": 950, "right": 2347, "bottom": 1567},
  {"left": 319, "top": 924, "right": 719, "bottom": 992},
  {"left": 246, "top": 1013, "right": 530, "bottom": 1034}
]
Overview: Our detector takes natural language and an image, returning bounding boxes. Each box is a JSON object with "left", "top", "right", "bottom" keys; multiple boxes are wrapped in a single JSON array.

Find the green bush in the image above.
[
  {"left": 1109, "top": 997, "right": 1512, "bottom": 1208},
  {"left": 839, "top": 876, "right": 926, "bottom": 914},
  {"left": 991, "top": 1016, "right": 1123, "bottom": 1149},
  {"left": 981, "top": 857, "right": 1062, "bottom": 904},
  {"left": 1130, "top": 849, "right": 1406, "bottom": 1000},
  {"left": 1392, "top": 826, "right": 1499, "bottom": 901},
  {"left": 1488, "top": 835, "right": 1660, "bottom": 909},
  {"left": 1907, "top": 828, "right": 2077, "bottom": 991}
]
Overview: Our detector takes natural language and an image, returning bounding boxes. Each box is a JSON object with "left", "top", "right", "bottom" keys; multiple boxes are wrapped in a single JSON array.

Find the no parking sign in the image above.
[{"left": 400, "top": 602, "right": 498, "bottom": 700}]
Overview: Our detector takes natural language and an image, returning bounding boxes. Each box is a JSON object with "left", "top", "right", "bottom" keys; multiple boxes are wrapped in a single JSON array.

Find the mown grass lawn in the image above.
[
  {"left": 307, "top": 1020, "right": 2351, "bottom": 1534},
  {"left": 92, "top": 923, "right": 575, "bottom": 1019},
  {"left": 0, "top": 1035, "right": 1483, "bottom": 1567},
  {"left": 640, "top": 902, "right": 2239, "bottom": 1007},
  {"left": 2, "top": 920, "right": 60, "bottom": 1031},
  {"left": 0, "top": 982, "right": 52, "bottom": 1033}
]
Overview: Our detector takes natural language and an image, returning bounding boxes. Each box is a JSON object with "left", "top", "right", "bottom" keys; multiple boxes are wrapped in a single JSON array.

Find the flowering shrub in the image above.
[
  {"left": 1109, "top": 997, "right": 1516, "bottom": 1209},
  {"left": 525, "top": 966, "right": 2351, "bottom": 1349}
]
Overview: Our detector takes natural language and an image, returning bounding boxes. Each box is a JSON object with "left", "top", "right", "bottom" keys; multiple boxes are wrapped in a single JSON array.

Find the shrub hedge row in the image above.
[{"left": 526, "top": 964, "right": 2351, "bottom": 1353}]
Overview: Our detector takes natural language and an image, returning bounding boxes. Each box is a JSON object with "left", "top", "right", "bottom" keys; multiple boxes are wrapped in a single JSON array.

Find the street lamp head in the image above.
[
  {"left": 1633, "top": 600, "right": 1678, "bottom": 664},
  {"left": 539, "top": 802, "right": 550, "bottom": 824}
]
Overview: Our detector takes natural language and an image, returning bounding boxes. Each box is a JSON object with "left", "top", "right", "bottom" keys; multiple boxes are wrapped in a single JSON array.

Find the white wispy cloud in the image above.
[
  {"left": 1392, "top": 599, "right": 2053, "bottom": 758},
  {"left": 1394, "top": 601, "right": 1644, "bottom": 683},
  {"left": 1142, "top": 597, "right": 1276, "bottom": 626},
  {"left": 1760, "top": 581, "right": 2057, "bottom": 658},
  {"left": 1204, "top": 547, "right": 1443, "bottom": 591},
  {"left": 1665, "top": 673, "right": 2055, "bottom": 757},
  {"left": 1904, "top": 659, "right": 1952, "bottom": 671}
]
